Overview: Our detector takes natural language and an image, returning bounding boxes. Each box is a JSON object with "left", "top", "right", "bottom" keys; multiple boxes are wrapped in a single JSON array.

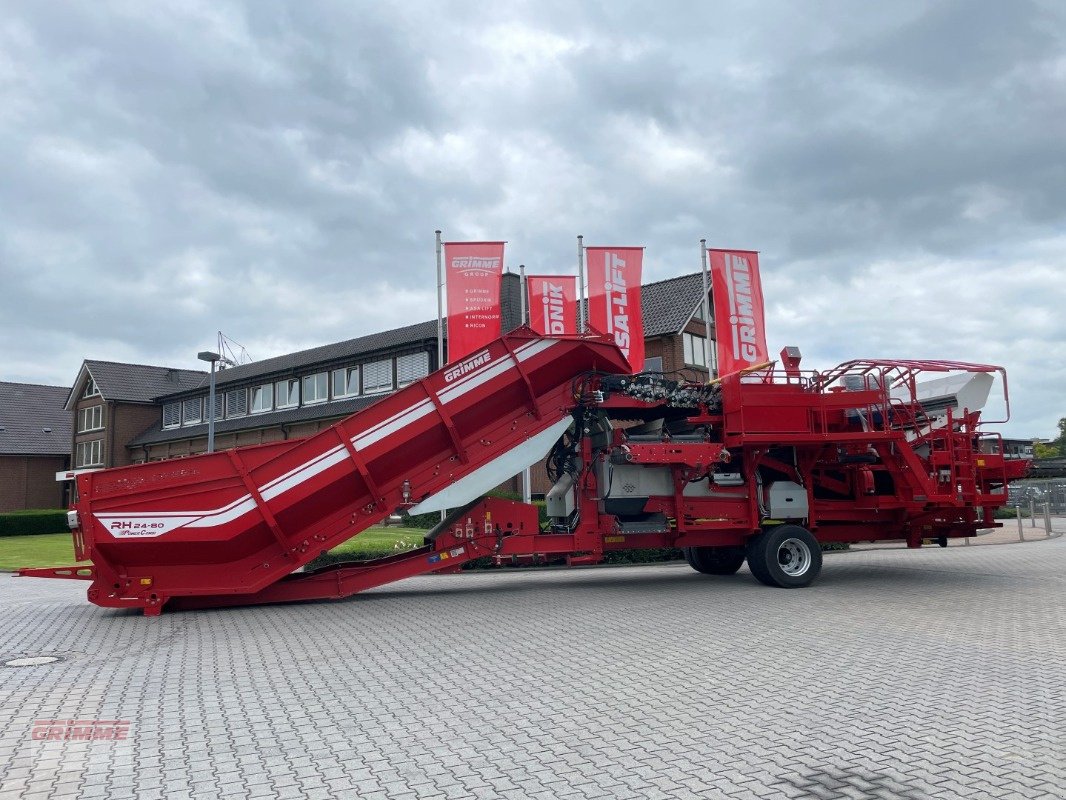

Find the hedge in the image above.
[
  {"left": 994, "top": 507, "right": 1030, "bottom": 519},
  {"left": 0, "top": 509, "right": 68, "bottom": 537}
]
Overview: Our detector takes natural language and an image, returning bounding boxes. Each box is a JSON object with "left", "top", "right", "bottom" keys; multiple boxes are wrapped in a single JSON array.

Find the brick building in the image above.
[
  {"left": 68, "top": 271, "right": 715, "bottom": 496},
  {"left": 0, "top": 382, "right": 72, "bottom": 511},
  {"left": 65, "top": 361, "right": 206, "bottom": 469}
]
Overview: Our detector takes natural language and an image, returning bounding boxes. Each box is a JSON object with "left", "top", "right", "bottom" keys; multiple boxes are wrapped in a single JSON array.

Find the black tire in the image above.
[
  {"left": 683, "top": 546, "right": 747, "bottom": 575},
  {"left": 745, "top": 524, "right": 822, "bottom": 588}
]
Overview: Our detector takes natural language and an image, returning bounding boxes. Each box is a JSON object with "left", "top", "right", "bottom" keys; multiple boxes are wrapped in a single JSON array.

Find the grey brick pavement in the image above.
[{"left": 1, "top": 536, "right": 1064, "bottom": 799}]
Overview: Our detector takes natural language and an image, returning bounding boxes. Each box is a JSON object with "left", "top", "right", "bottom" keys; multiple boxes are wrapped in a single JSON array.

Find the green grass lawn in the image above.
[
  {"left": 0, "top": 533, "right": 89, "bottom": 571},
  {"left": 0, "top": 526, "right": 425, "bottom": 572},
  {"left": 321, "top": 527, "right": 424, "bottom": 557}
]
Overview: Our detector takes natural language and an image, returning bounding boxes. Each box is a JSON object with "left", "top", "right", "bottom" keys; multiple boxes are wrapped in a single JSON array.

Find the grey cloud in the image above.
[{"left": 1, "top": 0, "right": 1063, "bottom": 438}]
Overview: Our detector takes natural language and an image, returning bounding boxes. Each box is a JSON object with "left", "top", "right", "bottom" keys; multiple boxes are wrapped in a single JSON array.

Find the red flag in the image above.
[
  {"left": 585, "top": 247, "right": 644, "bottom": 371},
  {"left": 709, "top": 249, "right": 768, "bottom": 376},
  {"left": 527, "top": 275, "right": 578, "bottom": 336},
  {"left": 444, "top": 241, "right": 505, "bottom": 363}
]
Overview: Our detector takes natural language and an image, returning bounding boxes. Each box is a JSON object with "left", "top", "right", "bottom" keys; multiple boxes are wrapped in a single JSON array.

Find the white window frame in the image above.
[
  {"left": 396, "top": 352, "right": 430, "bottom": 388},
  {"left": 249, "top": 384, "right": 273, "bottom": 414},
  {"left": 182, "top": 397, "right": 203, "bottom": 425},
  {"left": 683, "top": 332, "right": 707, "bottom": 368},
  {"left": 275, "top": 378, "right": 299, "bottom": 409},
  {"left": 332, "top": 367, "right": 360, "bottom": 399},
  {"left": 82, "top": 377, "right": 99, "bottom": 398},
  {"left": 225, "top": 389, "right": 248, "bottom": 418},
  {"left": 76, "top": 439, "right": 103, "bottom": 468},
  {"left": 163, "top": 402, "right": 181, "bottom": 429},
  {"left": 302, "top": 373, "right": 328, "bottom": 405},
  {"left": 362, "top": 359, "right": 394, "bottom": 394},
  {"left": 78, "top": 405, "right": 104, "bottom": 433}
]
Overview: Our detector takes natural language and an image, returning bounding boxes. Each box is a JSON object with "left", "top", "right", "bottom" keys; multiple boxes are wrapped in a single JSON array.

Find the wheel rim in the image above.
[{"left": 777, "top": 537, "right": 812, "bottom": 577}]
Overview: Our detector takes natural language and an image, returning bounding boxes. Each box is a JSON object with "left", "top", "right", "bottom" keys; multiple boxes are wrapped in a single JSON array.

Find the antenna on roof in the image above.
[{"left": 216, "top": 331, "right": 253, "bottom": 370}]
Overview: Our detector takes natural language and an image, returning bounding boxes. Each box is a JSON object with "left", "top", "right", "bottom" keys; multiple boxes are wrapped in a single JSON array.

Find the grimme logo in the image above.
[
  {"left": 540, "top": 281, "right": 567, "bottom": 334},
  {"left": 450, "top": 256, "right": 500, "bottom": 274},
  {"left": 725, "top": 253, "right": 759, "bottom": 362},
  {"left": 444, "top": 350, "right": 492, "bottom": 382},
  {"left": 602, "top": 253, "right": 632, "bottom": 356},
  {"left": 31, "top": 720, "right": 131, "bottom": 742}
]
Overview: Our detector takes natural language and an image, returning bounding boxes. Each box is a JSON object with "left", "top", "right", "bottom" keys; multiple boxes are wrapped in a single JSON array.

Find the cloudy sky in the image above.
[{"left": 1, "top": 1, "right": 1063, "bottom": 437}]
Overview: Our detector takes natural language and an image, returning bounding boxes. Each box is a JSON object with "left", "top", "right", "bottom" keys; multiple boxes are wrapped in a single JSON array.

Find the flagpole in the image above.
[
  {"left": 577, "top": 235, "right": 586, "bottom": 333},
  {"left": 436, "top": 231, "right": 448, "bottom": 523},
  {"left": 700, "top": 239, "right": 714, "bottom": 379},
  {"left": 519, "top": 263, "right": 532, "bottom": 505},
  {"left": 519, "top": 263, "right": 528, "bottom": 328},
  {"left": 435, "top": 230, "right": 444, "bottom": 369}
]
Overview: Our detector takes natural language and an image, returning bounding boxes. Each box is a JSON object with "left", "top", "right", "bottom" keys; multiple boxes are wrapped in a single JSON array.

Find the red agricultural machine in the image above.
[{"left": 22, "top": 329, "right": 1027, "bottom": 615}]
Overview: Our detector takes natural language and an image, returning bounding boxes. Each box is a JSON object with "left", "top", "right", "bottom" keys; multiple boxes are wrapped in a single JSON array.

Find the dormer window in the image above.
[
  {"left": 225, "top": 389, "right": 247, "bottom": 418},
  {"left": 250, "top": 384, "right": 272, "bottom": 414},
  {"left": 397, "top": 353, "right": 429, "bottom": 387},
  {"left": 163, "top": 402, "right": 180, "bottom": 428},
  {"left": 275, "top": 378, "right": 299, "bottom": 409},
  {"left": 332, "top": 367, "right": 359, "bottom": 398},
  {"left": 83, "top": 377, "right": 99, "bottom": 398},
  {"left": 302, "top": 373, "right": 328, "bottom": 405},
  {"left": 363, "top": 359, "right": 393, "bottom": 393},
  {"left": 183, "top": 397, "right": 203, "bottom": 425}
]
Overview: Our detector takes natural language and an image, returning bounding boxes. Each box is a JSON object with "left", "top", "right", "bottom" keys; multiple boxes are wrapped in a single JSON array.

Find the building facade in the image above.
[
  {"left": 0, "top": 382, "right": 72, "bottom": 511},
  {"left": 65, "top": 362, "right": 207, "bottom": 470},
  {"left": 980, "top": 437, "right": 1040, "bottom": 460}
]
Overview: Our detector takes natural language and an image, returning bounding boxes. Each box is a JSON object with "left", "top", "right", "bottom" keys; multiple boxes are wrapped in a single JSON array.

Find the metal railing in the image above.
[{"left": 1008, "top": 478, "right": 1066, "bottom": 514}]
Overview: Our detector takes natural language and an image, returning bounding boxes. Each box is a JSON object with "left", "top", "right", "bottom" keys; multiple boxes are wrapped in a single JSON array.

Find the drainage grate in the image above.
[{"left": 4, "top": 656, "right": 62, "bottom": 667}]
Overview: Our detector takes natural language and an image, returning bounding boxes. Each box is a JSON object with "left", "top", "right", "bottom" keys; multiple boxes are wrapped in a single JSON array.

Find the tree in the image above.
[
  {"left": 1035, "top": 417, "right": 1066, "bottom": 458},
  {"left": 1035, "top": 442, "right": 1060, "bottom": 458}
]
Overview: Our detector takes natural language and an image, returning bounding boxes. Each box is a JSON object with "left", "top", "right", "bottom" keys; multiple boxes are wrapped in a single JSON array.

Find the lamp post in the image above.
[{"left": 197, "top": 350, "right": 221, "bottom": 453}]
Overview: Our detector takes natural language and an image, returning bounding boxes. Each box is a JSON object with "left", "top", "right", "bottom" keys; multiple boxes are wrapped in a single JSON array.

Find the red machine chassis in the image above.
[{"left": 21, "top": 331, "right": 1027, "bottom": 614}]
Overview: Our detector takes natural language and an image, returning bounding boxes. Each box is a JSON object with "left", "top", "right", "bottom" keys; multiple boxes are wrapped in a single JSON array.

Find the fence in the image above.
[{"left": 1008, "top": 479, "right": 1066, "bottom": 514}]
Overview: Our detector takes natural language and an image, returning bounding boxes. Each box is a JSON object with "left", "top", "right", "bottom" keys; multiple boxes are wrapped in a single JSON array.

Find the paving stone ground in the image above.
[{"left": 1, "top": 530, "right": 1064, "bottom": 799}]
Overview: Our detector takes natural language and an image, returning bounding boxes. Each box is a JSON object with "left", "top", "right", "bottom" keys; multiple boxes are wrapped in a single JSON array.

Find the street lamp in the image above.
[{"left": 197, "top": 350, "right": 221, "bottom": 453}]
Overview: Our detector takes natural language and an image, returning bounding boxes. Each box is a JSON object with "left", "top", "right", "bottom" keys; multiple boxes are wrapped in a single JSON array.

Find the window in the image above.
[
  {"left": 397, "top": 352, "right": 430, "bottom": 387},
  {"left": 250, "top": 384, "right": 272, "bottom": 414},
  {"left": 302, "top": 373, "right": 328, "bottom": 405},
  {"left": 362, "top": 359, "right": 393, "bottom": 393},
  {"left": 78, "top": 405, "right": 103, "bottom": 432},
  {"left": 163, "top": 402, "right": 181, "bottom": 428},
  {"left": 644, "top": 356, "right": 664, "bottom": 373},
  {"left": 225, "top": 389, "right": 247, "bottom": 418},
  {"left": 332, "top": 367, "right": 359, "bottom": 398},
  {"left": 183, "top": 397, "right": 202, "bottom": 424},
  {"left": 683, "top": 332, "right": 707, "bottom": 367},
  {"left": 82, "top": 377, "right": 99, "bottom": 398},
  {"left": 76, "top": 439, "right": 103, "bottom": 467},
  {"left": 692, "top": 301, "right": 706, "bottom": 321},
  {"left": 275, "top": 378, "right": 299, "bottom": 409},
  {"left": 207, "top": 394, "right": 224, "bottom": 421}
]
